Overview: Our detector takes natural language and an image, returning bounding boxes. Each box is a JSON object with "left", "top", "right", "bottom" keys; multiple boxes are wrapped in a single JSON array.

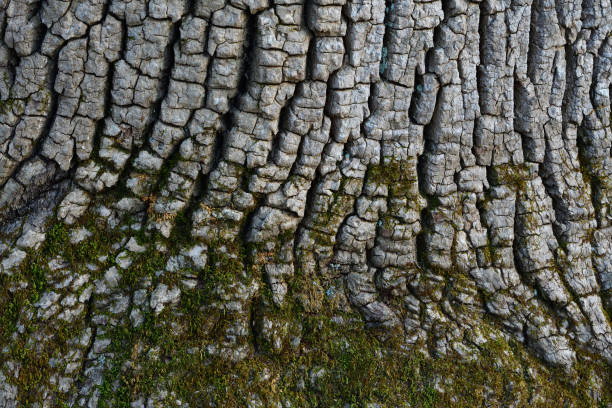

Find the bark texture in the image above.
[{"left": 0, "top": 0, "right": 611, "bottom": 405}]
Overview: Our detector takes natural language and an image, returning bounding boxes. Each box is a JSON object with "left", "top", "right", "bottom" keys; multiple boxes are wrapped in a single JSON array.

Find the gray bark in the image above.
[{"left": 0, "top": 0, "right": 611, "bottom": 405}]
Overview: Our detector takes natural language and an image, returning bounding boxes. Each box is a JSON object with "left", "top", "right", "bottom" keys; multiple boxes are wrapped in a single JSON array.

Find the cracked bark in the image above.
[{"left": 0, "top": 0, "right": 611, "bottom": 406}]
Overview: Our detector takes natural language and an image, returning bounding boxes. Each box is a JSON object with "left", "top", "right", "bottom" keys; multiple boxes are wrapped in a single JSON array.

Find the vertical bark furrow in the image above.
[{"left": 0, "top": 0, "right": 611, "bottom": 405}]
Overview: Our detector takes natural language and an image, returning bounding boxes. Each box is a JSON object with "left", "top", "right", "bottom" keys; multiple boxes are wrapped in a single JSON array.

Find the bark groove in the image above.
[{"left": 0, "top": 0, "right": 611, "bottom": 405}]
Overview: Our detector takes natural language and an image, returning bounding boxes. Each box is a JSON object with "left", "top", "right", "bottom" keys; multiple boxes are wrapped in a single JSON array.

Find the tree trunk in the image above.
[{"left": 0, "top": 0, "right": 611, "bottom": 405}]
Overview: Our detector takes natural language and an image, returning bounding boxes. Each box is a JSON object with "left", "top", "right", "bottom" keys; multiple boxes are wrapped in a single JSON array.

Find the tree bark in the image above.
[{"left": 0, "top": 0, "right": 611, "bottom": 405}]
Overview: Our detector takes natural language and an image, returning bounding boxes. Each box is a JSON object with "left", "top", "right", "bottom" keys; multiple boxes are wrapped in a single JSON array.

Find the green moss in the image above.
[
  {"left": 4, "top": 212, "right": 611, "bottom": 408},
  {"left": 168, "top": 209, "right": 190, "bottom": 246},
  {"left": 96, "top": 284, "right": 612, "bottom": 407},
  {"left": 0, "top": 86, "right": 18, "bottom": 115},
  {"left": 204, "top": 240, "right": 244, "bottom": 288},
  {"left": 366, "top": 159, "right": 419, "bottom": 198},
  {"left": 490, "top": 164, "right": 529, "bottom": 191},
  {"left": 35, "top": 217, "right": 117, "bottom": 269}
]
